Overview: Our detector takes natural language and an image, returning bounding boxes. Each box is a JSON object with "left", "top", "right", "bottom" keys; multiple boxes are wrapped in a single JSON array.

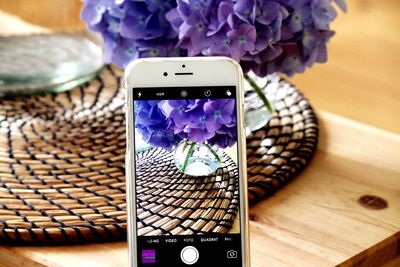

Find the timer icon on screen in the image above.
[{"left": 204, "top": 90, "right": 211, "bottom": 97}]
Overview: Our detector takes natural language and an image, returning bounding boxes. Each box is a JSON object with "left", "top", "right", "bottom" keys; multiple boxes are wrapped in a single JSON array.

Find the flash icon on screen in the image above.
[
  {"left": 226, "top": 90, "right": 232, "bottom": 96},
  {"left": 138, "top": 92, "right": 142, "bottom": 97}
]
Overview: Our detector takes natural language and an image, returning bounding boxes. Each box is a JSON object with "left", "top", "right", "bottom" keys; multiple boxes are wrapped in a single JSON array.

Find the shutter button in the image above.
[{"left": 180, "top": 246, "right": 199, "bottom": 265}]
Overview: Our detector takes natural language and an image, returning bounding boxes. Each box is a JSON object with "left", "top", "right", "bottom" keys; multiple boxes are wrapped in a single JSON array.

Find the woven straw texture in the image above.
[
  {"left": 0, "top": 65, "right": 318, "bottom": 243},
  {"left": 136, "top": 148, "right": 239, "bottom": 236}
]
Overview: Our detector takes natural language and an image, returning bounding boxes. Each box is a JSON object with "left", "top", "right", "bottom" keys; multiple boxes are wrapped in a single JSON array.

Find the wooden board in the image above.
[
  {"left": 0, "top": 0, "right": 83, "bottom": 31},
  {"left": 0, "top": 111, "right": 399, "bottom": 267},
  {"left": 291, "top": 0, "right": 400, "bottom": 135}
]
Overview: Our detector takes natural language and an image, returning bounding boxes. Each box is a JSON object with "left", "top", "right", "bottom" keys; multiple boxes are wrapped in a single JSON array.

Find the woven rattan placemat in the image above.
[{"left": 0, "top": 65, "right": 318, "bottom": 243}]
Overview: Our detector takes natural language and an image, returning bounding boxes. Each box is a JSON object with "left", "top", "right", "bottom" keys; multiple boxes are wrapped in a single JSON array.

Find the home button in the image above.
[{"left": 180, "top": 246, "right": 199, "bottom": 265}]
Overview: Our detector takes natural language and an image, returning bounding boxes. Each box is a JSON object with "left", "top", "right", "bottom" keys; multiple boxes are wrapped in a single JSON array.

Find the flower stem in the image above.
[
  {"left": 244, "top": 73, "right": 274, "bottom": 114},
  {"left": 205, "top": 144, "right": 221, "bottom": 163},
  {"left": 182, "top": 142, "right": 196, "bottom": 172}
]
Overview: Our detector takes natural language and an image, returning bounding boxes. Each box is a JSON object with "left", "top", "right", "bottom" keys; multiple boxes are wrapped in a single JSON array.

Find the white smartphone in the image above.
[{"left": 125, "top": 57, "right": 249, "bottom": 267}]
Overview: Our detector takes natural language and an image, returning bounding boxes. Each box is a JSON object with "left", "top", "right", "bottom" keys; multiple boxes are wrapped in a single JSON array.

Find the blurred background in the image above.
[{"left": 0, "top": 0, "right": 399, "bottom": 134}]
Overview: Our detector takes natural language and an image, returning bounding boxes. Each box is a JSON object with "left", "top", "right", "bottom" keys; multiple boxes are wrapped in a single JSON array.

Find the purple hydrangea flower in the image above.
[
  {"left": 227, "top": 23, "right": 257, "bottom": 61},
  {"left": 81, "top": 0, "right": 110, "bottom": 28},
  {"left": 134, "top": 100, "right": 183, "bottom": 151},
  {"left": 81, "top": 0, "right": 184, "bottom": 68},
  {"left": 158, "top": 100, "right": 192, "bottom": 132},
  {"left": 208, "top": 124, "right": 237, "bottom": 148},
  {"left": 204, "top": 99, "right": 235, "bottom": 132},
  {"left": 287, "top": 0, "right": 313, "bottom": 33},
  {"left": 111, "top": 37, "right": 138, "bottom": 68},
  {"left": 137, "top": 98, "right": 238, "bottom": 149},
  {"left": 311, "top": 0, "right": 337, "bottom": 30},
  {"left": 81, "top": 0, "right": 346, "bottom": 76},
  {"left": 234, "top": 0, "right": 256, "bottom": 24}
]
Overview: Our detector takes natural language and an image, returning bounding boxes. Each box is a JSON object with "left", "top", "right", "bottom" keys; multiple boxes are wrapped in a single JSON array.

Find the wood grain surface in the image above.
[
  {"left": 0, "top": 0, "right": 83, "bottom": 31},
  {"left": 292, "top": 0, "right": 400, "bottom": 135},
  {"left": 1, "top": 0, "right": 400, "bottom": 266},
  {"left": 0, "top": 111, "right": 398, "bottom": 267}
]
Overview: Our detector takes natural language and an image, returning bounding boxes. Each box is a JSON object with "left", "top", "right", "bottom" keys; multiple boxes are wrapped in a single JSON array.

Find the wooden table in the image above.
[
  {"left": 0, "top": 111, "right": 399, "bottom": 267},
  {"left": 1, "top": 1, "right": 400, "bottom": 266}
]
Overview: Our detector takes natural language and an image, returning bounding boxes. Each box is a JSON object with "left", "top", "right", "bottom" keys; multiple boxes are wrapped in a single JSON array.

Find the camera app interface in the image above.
[{"left": 133, "top": 86, "right": 243, "bottom": 266}]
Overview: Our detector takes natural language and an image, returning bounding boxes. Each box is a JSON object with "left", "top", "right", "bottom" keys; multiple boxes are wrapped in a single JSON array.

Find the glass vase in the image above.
[
  {"left": 174, "top": 140, "right": 222, "bottom": 176},
  {"left": 244, "top": 72, "right": 280, "bottom": 134}
]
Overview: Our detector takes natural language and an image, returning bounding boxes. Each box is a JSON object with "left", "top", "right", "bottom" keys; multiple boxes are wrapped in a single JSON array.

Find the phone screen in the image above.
[{"left": 132, "top": 86, "right": 243, "bottom": 267}]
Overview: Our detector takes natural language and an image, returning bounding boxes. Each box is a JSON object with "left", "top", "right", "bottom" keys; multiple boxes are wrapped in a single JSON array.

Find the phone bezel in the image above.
[{"left": 125, "top": 57, "right": 250, "bottom": 267}]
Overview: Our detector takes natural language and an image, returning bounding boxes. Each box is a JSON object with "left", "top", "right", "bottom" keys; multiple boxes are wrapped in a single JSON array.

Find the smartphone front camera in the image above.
[
  {"left": 182, "top": 64, "right": 186, "bottom": 68},
  {"left": 180, "top": 90, "right": 188, "bottom": 97},
  {"left": 163, "top": 72, "right": 168, "bottom": 77}
]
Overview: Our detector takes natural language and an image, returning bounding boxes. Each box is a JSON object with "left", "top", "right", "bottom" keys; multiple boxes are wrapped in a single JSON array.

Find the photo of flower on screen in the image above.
[
  {"left": 134, "top": 98, "right": 237, "bottom": 176},
  {"left": 133, "top": 98, "right": 240, "bottom": 236}
]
